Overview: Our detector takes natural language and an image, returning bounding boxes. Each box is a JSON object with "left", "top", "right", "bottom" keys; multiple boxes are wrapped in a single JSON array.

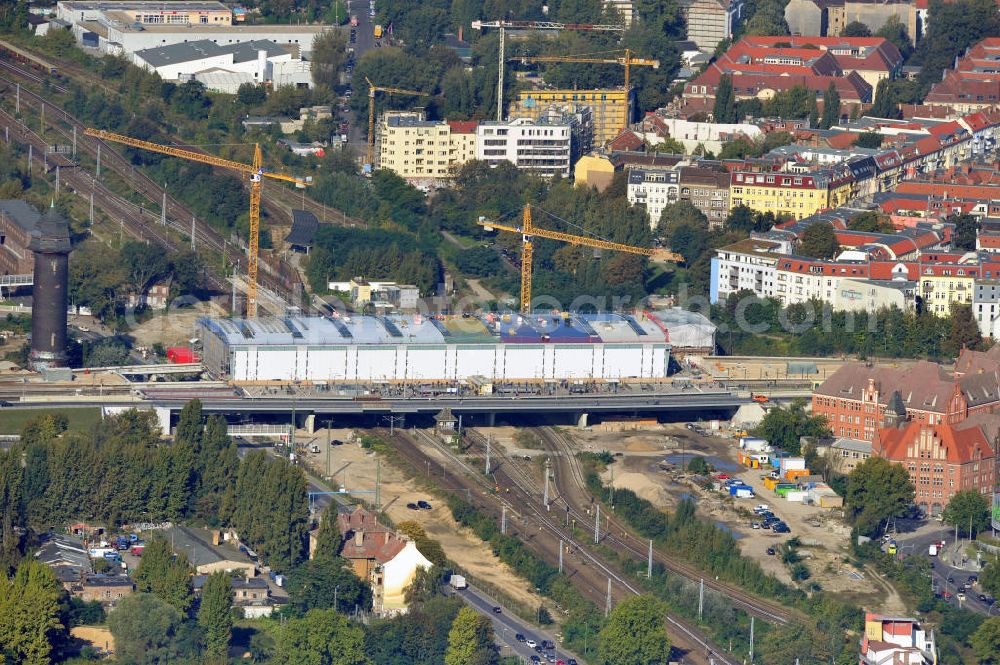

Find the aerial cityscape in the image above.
[{"left": 4, "top": 0, "right": 1000, "bottom": 663}]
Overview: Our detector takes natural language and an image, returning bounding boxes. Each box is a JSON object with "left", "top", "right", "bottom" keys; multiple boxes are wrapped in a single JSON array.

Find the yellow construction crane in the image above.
[
  {"left": 84, "top": 128, "right": 310, "bottom": 318},
  {"left": 479, "top": 204, "right": 682, "bottom": 313},
  {"left": 365, "top": 76, "right": 429, "bottom": 170},
  {"left": 514, "top": 48, "right": 658, "bottom": 92}
]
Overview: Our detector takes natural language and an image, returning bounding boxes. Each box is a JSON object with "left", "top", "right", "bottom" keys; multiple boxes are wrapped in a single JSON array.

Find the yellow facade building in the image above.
[
  {"left": 919, "top": 264, "right": 978, "bottom": 315},
  {"left": 377, "top": 113, "right": 478, "bottom": 182},
  {"left": 511, "top": 89, "right": 631, "bottom": 147},
  {"left": 91, "top": 1, "right": 233, "bottom": 25},
  {"left": 729, "top": 171, "right": 832, "bottom": 219},
  {"left": 574, "top": 155, "right": 617, "bottom": 191}
]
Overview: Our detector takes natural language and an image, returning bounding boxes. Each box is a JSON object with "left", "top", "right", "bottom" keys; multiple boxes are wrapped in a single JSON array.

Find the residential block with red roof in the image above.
[
  {"left": 682, "top": 36, "right": 902, "bottom": 117},
  {"left": 336, "top": 506, "right": 434, "bottom": 617},
  {"left": 860, "top": 613, "right": 936, "bottom": 665},
  {"left": 925, "top": 38, "right": 1000, "bottom": 115}
]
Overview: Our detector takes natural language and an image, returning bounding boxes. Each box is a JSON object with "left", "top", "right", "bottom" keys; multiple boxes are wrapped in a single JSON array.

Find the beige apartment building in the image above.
[{"left": 377, "top": 112, "right": 477, "bottom": 182}]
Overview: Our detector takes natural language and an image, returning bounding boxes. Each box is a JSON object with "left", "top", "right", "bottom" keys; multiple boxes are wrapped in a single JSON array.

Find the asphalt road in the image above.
[
  {"left": 446, "top": 583, "right": 582, "bottom": 664},
  {"left": 895, "top": 522, "right": 996, "bottom": 615}
]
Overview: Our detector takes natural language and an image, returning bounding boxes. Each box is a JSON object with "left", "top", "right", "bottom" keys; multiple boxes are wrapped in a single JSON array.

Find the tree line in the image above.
[{"left": 0, "top": 401, "right": 309, "bottom": 574}]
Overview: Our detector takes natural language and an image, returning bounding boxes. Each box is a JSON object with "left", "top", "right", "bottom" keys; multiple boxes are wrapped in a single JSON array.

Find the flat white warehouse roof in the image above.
[{"left": 198, "top": 311, "right": 707, "bottom": 348}]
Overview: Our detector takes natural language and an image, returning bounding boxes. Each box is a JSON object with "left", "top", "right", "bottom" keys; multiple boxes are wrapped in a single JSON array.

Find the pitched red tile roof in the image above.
[
  {"left": 878, "top": 420, "right": 994, "bottom": 465},
  {"left": 609, "top": 130, "right": 644, "bottom": 152},
  {"left": 447, "top": 120, "right": 478, "bottom": 134}
]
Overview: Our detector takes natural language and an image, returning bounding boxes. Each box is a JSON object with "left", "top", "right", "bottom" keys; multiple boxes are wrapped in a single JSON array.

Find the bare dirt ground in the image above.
[
  {"left": 301, "top": 429, "right": 549, "bottom": 613},
  {"left": 127, "top": 301, "right": 228, "bottom": 348},
  {"left": 558, "top": 423, "right": 902, "bottom": 612}
]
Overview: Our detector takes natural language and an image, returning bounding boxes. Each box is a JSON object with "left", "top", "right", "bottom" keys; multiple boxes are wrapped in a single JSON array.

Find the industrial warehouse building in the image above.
[{"left": 196, "top": 310, "right": 713, "bottom": 383}]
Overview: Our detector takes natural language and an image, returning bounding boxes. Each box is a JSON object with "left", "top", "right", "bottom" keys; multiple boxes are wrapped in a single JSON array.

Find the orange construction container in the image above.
[
  {"left": 763, "top": 477, "right": 779, "bottom": 491},
  {"left": 785, "top": 468, "right": 810, "bottom": 481}
]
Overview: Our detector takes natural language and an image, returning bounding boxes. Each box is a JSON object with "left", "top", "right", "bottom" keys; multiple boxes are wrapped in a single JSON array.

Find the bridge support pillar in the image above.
[
  {"left": 576, "top": 412, "right": 589, "bottom": 429},
  {"left": 304, "top": 414, "right": 316, "bottom": 434},
  {"left": 486, "top": 412, "right": 496, "bottom": 427}
]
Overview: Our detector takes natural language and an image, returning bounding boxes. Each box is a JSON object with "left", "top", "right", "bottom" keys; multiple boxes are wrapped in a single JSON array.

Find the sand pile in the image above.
[{"left": 607, "top": 471, "right": 672, "bottom": 508}]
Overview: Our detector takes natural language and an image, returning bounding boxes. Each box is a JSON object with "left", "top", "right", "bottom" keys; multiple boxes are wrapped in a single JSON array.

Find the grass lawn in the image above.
[{"left": 0, "top": 407, "right": 102, "bottom": 435}]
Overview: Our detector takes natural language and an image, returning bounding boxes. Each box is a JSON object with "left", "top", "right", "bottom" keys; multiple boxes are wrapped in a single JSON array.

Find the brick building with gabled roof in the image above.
[
  {"left": 874, "top": 408, "right": 997, "bottom": 517},
  {"left": 336, "top": 506, "right": 433, "bottom": 617}
]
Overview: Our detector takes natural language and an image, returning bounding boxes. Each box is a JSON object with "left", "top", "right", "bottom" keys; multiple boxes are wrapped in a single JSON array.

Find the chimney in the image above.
[
  {"left": 354, "top": 530, "right": 364, "bottom": 547},
  {"left": 258, "top": 48, "right": 269, "bottom": 84}
]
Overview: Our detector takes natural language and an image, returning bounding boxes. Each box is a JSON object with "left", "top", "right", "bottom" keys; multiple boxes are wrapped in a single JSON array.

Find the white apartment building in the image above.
[
  {"left": 627, "top": 168, "right": 680, "bottom": 228},
  {"left": 974, "top": 280, "right": 1000, "bottom": 339},
  {"left": 709, "top": 238, "right": 783, "bottom": 304},
  {"left": 377, "top": 113, "right": 477, "bottom": 183},
  {"left": 476, "top": 118, "right": 572, "bottom": 179}
]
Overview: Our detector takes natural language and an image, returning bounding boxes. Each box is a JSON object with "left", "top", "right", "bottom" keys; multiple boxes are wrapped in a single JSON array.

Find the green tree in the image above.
[
  {"left": 396, "top": 522, "right": 447, "bottom": 568},
  {"left": 444, "top": 606, "right": 498, "bottom": 665},
  {"left": 656, "top": 200, "right": 709, "bottom": 241},
  {"left": 917, "top": 0, "right": 1000, "bottom": 86},
  {"left": 869, "top": 79, "right": 899, "bottom": 119},
  {"left": 107, "top": 593, "right": 187, "bottom": 665},
  {"left": 820, "top": 82, "right": 841, "bottom": 129},
  {"left": 753, "top": 400, "right": 829, "bottom": 454},
  {"left": 846, "top": 457, "right": 914, "bottom": 536},
  {"left": 942, "top": 490, "right": 990, "bottom": 537},
  {"left": 951, "top": 213, "right": 981, "bottom": 251},
  {"left": 713, "top": 74, "right": 737, "bottom": 123},
  {"left": 237, "top": 82, "right": 267, "bottom": 106},
  {"left": 982, "top": 557, "right": 1000, "bottom": 598},
  {"left": 286, "top": 557, "right": 372, "bottom": 615},
  {"left": 798, "top": 222, "right": 840, "bottom": 259},
  {"left": 0, "top": 559, "right": 64, "bottom": 665},
  {"left": 853, "top": 132, "right": 884, "bottom": 150},
  {"left": 876, "top": 16, "right": 913, "bottom": 59},
  {"left": 230, "top": 451, "right": 309, "bottom": 570},
  {"left": 972, "top": 617, "right": 1000, "bottom": 664},
  {"left": 597, "top": 595, "right": 670, "bottom": 665},
  {"left": 274, "top": 608, "right": 370, "bottom": 665},
  {"left": 848, "top": 210, "right": 893, "bottom": 232},
  {"left": 313, "top": 505, "right": 343, "bottom": 561},
  {"left": 198, "top": 572, "right": 233, "bottom": 661},
  {"left": 686, "top": 456, "right": 710, "bottom": 475},
  {"left": 670, "top": 223, "right": 708, "bottom": 264},
  {"left": 842, "top": 21, "right": 872, "bottom": 36},
  {"left": 311, "top": 29, "right": 348, "bottom": 89},
  {"left": 133, "top": 534, "right": 194, "bottom": 614},
  {"left": 946, "top": 303, "right": 984, "bottom": 357}
]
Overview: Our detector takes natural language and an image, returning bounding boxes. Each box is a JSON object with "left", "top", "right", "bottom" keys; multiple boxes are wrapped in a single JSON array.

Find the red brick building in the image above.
[
  {"left": 812, "top": 361, "right": 980, "bottom": 442},
  {"left": 813, "top": 349, "right": 1000, "bottom": 515},
  {"left": 875, "top": 409, "right": 997, "bottom": 517},
  {"left": 0, "top": 200, "right": 41, "bottom": 276}
]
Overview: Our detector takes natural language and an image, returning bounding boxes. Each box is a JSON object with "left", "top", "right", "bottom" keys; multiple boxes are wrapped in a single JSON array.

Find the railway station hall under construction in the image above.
[{"left": 197, "top": 309, "right": 717, "bottom": 383}]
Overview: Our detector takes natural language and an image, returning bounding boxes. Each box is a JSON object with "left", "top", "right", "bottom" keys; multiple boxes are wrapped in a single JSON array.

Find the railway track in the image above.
[
  {"left": 0, "top": 109, "right": 196, "bottom": 274},
  {"left": 379, "top": 427, "right": 739, "bottom": 665},
  {"left": 0, "top": 62, "right": 300, "bottom": 302},
  {"left": 461, "top": 426, "right": 793, "bottom": 627},
  {"left": 0, "top": 47, "right": 368, "bottom": 245}
]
